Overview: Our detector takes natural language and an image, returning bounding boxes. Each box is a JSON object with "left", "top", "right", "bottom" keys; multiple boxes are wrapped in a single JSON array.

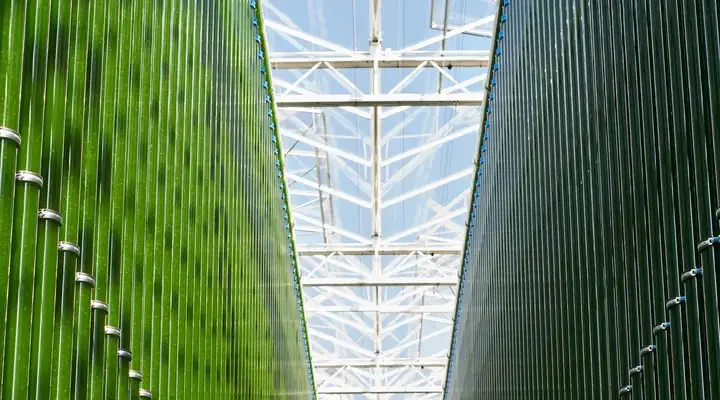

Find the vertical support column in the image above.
[
  {"left": 436, "top": 0, "right": 451, "bottom": 93},
  {"left": 0, "top": 0, "right": 27, "bottom": 383},
  {"left": 0, "top": 128, "right": 21, "bottom": 388},
  {"left": 369, "top": 0, "right": 383, "bottom": 394},
  {"left": 3, "top": 0, "right": 52, "bottom": 395},
  {"left": 115, "top": 0, "right": 142, "bottom": 396}
]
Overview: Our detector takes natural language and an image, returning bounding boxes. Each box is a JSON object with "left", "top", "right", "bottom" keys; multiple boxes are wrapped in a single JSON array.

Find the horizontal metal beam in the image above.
[
  {"left": 305, "top": 305, "right": 455, "bottom": 313},
  {"left": 430, "top": 22, "right": 493, "bottom": 38},
  {"left": 301, "top": 277, "right": 458, "bottom": 287},
  {"left": 271, "top": 51, "right": 491, "bottom": 69},
  {"left": 276, "top": 93, "right": 484, "bottom": 108},
  {"left": 314, "top": 358, "right": 447, "bottom": 368},
  {"left": 296, "top": 244, "right": 462, "bottom": 256},
  {"left": 317, "top": 387, "right": 444, "bottom": 394}
]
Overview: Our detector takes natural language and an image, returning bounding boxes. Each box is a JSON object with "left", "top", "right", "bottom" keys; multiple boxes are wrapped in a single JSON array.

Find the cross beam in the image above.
[
  {"left": 271, "top": 51, "right": 491, "bottom": 69},
  {"left": 302, "top": 277, "right": 458, "bottom": 287},
  {"left": 314, "top": 358, "right": 447, "bottom": 368},
  {"left": 317, "top": 387, "right": 444, "bottom": 394},
  {"left": 296, "top": 244, "right": 462, "bottom": 256},
  {"left": 276, "top": 93, "right": 484, "bottom": 108},
  {"left": 305, "top": 305, "right": 455, "bottom": 313}
]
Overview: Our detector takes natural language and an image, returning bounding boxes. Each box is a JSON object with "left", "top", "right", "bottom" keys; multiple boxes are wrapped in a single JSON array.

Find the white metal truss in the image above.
[
  {"left": 263, "top": 0, "right": 496, "bottom": 398},
  {"left": 271, "top": 50, "right": 490, "bottom": 69},
  {"left": 276, "top": 93, "right": 485, "bottom": 108}
]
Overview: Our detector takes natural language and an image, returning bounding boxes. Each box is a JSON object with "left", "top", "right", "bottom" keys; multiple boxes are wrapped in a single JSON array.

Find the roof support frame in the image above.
[{"left": 264, "top": 0, "right": 495, "bottom": 395}]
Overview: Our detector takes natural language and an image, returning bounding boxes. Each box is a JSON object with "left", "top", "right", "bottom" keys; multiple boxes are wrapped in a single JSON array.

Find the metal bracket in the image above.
[
  {"left": 118, "top": 349, "right": 132, "bottom": 360},
  {"left": 681, "top": 268, "right": 703, "bottom": 283},
  {"left": 75, "top": 272, "right": 96, "bottom": 287},
  {"left": 104, "top": 326, "right": 121, "bottom": 338},
  {"left": 640, "top": 345, "right": 657, "bottom": 357},
  {"left": 15, "top": 171, "right": 43, "bottom": 188},
  {"left": 666, "top": 296, "right": 686, "bottom": 310},
  {"left": 38, "top": 209, "right": 63, "bottom": 226},
  {"left": 0, "top": 127, "right": 21, "bottom": 147},
  {"left": 91, "top": 300, "right": 109, "bottom": 313},
  {"left": 652, "top": 322, "right": 670, "bottom": 335},
  {"left": 697, "top": 236, "right": 720, "bottom": 252},
  {"left": 58, "top": 241, "right": 81, "bottom": 257}
]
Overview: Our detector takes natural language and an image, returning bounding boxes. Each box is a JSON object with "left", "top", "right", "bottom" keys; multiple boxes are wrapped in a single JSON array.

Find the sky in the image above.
[
  {"left": 264, "top": 1, "right": 496, "bottom": 398},
  {"left": 266, "top": 0, "right": 495, "bottom": 246}
]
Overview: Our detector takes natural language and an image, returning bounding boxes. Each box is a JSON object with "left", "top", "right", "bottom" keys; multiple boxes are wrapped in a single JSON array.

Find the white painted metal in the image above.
[
  {"left": 314, "top": 359, "right": 447, "bottom": 368},
  {"left": 305, "top": 305, "right": 455, "bottom": 313},
  {"left": 301, "top": 277, "right": 458, "bottom": 287},
  {"left": 431, "top": 22, "right": 493, "bottom": 38},
  {"left": 263, "top": 0, "right": 496, "bottom": 397},
  {"left": 429, "top": 0, "right": 494, "bottom": 38},
  {"left": 271, "top": 51, "right": 490, "bottom": 69},
  {"left": 296, "top": 244, "right": 461, "bottom": 256},
  {"left": 318, "top": 388, "right": 444, "bottom": 395},
  {"left": 276, "top": 93, "right": 485, "bottom": 107}
]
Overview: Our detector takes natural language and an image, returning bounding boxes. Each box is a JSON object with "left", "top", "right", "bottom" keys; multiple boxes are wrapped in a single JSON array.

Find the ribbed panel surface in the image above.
[
  {"left": 447, "top": 0, "right": 720, "bottom": 398},
  {"left": 0, "top": 0, "right": 314, "bottom": 398}
]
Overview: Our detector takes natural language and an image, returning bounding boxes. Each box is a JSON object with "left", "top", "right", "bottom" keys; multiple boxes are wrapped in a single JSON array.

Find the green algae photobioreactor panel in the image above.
[
  {"left": 0, "top": 0, "right": 315, "bottom": 399},
  {"left": 445, "top": 0, "right": 720, "bottom": 399}
]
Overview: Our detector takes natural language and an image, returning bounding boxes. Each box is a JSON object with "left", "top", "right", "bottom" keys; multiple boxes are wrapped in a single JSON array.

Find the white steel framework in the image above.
[{"left": 263, "top": 0, "right": 496, "bottom": 398}]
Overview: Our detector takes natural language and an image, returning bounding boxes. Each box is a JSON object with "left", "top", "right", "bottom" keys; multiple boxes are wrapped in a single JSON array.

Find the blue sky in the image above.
[
  {"left": 265, "top": 1, "right": 495, "bottom": 397},
  {"left": 267, "top": 0, "right": 494, "bottom": 244}
]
